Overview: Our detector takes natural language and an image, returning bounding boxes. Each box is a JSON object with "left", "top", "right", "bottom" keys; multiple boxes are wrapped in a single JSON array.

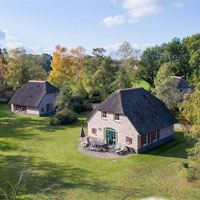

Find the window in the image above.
[
  {"left": 41, "top": 108, "right": 44, "bottom": 112},
  {"left": 102, "top": 111, "right": 107, "bottom": 118},
  {"left": 92, "top": 128, "right": 97, "bottom": 134},
  {"left": 22, "top": 106, "right": 27, "bottom": 112},
  {"left": 114, "top": 113, "right": 120, "bottom": 121},
  {"left": 126, "top": 137, "right": 132, "bottom": 145},
  {"left": 153, "top": 131, "right": 157, "bottom": 142},
  {"left": 46, "top": 104, "right": 51, "bottom": 112},
  {"left": 143, "top": 135, "right": 147, "bottom": 145}
]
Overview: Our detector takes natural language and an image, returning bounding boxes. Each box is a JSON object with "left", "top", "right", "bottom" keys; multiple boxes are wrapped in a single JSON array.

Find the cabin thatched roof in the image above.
[
  {"left": 171, "top": 76, "right": 192, "bottom": 89},
  {"left": 88, "top": 88, "right": 178, "bottom": 135},
  {"left": 9, "top": 81, "right": 59, "bottom": 107}
]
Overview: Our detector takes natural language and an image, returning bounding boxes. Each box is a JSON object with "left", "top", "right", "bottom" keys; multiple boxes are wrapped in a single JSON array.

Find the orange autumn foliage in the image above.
[{"left": 50, "top": 45, "right": 86, "bottom": 88}]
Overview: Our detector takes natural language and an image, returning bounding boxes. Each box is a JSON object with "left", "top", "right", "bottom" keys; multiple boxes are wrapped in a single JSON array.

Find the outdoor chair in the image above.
[
  {"left": 115, "top": 145, "right": 126, "bottom": 155},
  {"left": 83, "top": 137, "right": 91, "bottom": 150},
  {"left": 110, "top": 144, "right": 121, "bottom": 152}
]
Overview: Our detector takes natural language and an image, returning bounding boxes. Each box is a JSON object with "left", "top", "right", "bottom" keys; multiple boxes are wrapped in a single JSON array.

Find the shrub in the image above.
[
  {"left": 72, "top": 102, "right": 82, "bottom": 113},
  {"left": 50, "top": 109, "right": 77, "bottom": 125},
  {"left": 186, "top": 165, "right": 200, "bottom": 182},
  {"left": 82, "top": 101, "right": 93, "bottom": 111},
  {"left": 182, "top": 162, "right": 189, "bottom": 169}
]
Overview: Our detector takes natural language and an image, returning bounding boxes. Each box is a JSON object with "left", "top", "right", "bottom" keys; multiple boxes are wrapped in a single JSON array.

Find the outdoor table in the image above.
[{"left": 91, "top": 140, "right": 108, "bottom": 150}]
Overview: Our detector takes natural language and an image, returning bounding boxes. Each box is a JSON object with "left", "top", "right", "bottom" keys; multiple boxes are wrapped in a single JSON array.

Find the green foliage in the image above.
[
  {"left": 137, "top": 34, "right": 200, "bottom": 87},
  {"left": 183, "top": 34, "right": 200, "bottom": 77},
  {"left": 50, "top": 108, "right": 77, "bottom": 125},
  {"left": 55, "top": 81, "right": 92, "bottom": 114},
  {"left": 84, "top": 55, "right": 117, "bottom": 100},
  {"left": 179, "top": 84, "right": 200, "bottom": 180},
  {"left": 5, "top": 48, "right": 47, "bottom": 90},
  {"left": 137, "top": 46, "right": 164, "bottom": 86},
  {"left": 111, "top": 66, "right": 131, "bottom": 91},
  {"left": 154, "top": 63, "right": 181, "bottom": 109}
]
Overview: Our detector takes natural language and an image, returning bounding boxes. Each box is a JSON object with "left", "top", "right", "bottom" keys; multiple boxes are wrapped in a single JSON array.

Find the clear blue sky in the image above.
[{"left": 0, "top": 0, "right": 199, "bottom": 55}]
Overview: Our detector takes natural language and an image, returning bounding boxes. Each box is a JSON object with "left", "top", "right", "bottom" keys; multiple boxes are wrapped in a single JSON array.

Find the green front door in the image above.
[{"left": 105, "top": 129, "right": 116, "bottom": 145}]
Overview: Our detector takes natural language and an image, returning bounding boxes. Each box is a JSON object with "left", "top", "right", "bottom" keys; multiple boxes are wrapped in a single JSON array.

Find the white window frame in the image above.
[
  {"left": 102, "top": 111, "right": 107, "bottom": 118},
  {"left": 143, "top": 134, "right": 148, "bottom": 145},
  {"left": 114, "top": 113, "right": 120, "bottom": 121},
  {"left": 126, "top": 136, "right": 132, "bottom": 145},
  {"left": 92, "top": 128, "right": 97, "bottom": 135},
  {"left": 153, "top": 131, "right": 157, "bottom": 142}
]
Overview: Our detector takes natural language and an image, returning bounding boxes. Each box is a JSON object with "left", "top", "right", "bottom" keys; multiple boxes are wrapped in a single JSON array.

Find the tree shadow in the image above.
[
  {"left": 144, "top": 132, "right": 193, "bottom": 159},
  {"left": 0, "top": 154, "right": 108, "bottom": 200}
]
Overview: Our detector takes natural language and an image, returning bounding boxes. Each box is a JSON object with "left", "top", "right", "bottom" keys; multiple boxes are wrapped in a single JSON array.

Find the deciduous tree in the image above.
[
  {"left": 179, "top": 84, "right": 200, "bottom": 180},
  {"left": 154, "top": 63, "right": 180, "bottom": 109}
]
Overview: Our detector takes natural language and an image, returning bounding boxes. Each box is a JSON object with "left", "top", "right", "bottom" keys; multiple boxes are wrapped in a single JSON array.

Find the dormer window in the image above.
[
  {"left": 102, "top": 111, "right": 107, "bottom": 118},
  {"left": 114, "top": 113, "right": 120, "bottom": 121}
]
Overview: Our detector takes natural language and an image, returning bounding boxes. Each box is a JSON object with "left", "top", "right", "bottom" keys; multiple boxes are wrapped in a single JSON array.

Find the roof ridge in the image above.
[
  {"left": 171, "top": 76, "right": 182, "bottom": 79},
  {"left": 29, "top": 80, "right": 46, "bottom": 82},
  {"left": 117, "top": 87, "right": 144, "bottom": 93}
]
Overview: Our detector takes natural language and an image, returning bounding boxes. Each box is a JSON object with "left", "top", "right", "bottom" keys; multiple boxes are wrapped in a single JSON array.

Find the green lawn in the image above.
[
  {"left": 0, "top": 105, "right": 200, "bottom": 200},
  {"left": 132, "top": 81, "right": 151, "bottom": 91}
]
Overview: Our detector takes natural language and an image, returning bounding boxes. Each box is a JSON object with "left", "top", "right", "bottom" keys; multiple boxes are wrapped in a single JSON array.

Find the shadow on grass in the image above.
[
  {"left": 145, "top": 132, "right": 193, "bottom": 159},
  {"left": 0, "top": 153, "right": 108, "bottom": 200}
]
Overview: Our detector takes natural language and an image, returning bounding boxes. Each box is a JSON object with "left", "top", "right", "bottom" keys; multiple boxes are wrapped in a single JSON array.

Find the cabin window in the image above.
[
  {"left": 46, "top": 104, "right": 51, "bottom": 112},
  {"left": 143, "top": 135, "right": 147, "bottom": 145},
  {"left": 92, "top": 128, "right": 97, "bottom": 134},
  {"left": 51, "top": 104, "right": 54, "bottom": 111},
  {"left": 41, "top": 108, "right": 44, "bottom": 112},
  {"left": 153, "top": 131, "right": 157, "bottom": 142},
  {"left": 22, "top": 106, "right": 27, "bottom": 112},
  {"left": 102, "top": 111, "right": 107, "bottom": 118},
  {"left": 114, "top": 113, "right": 120, "bottom": 121},
  {"left": 126, "top": 137, "right": 132, "bottom": 145}
]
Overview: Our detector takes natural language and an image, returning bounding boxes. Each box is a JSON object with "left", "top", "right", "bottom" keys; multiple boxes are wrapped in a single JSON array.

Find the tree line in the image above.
[{"left": 1, "top": 33, "right": 200, "bottom": 181}]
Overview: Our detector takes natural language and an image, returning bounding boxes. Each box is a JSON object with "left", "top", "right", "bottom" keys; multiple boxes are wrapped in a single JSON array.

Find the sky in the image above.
[{"left": 0, "top": 0, "right": 199, "bottom": 55}]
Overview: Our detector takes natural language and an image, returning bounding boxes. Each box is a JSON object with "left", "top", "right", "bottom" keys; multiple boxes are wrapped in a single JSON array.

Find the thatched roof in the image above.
[
  {"left": 9, "top": 81, "right": 59, "bottom": 107},
  {"left": 88, "top": 88, "right": 178, "bottom": 135},
  {"left": 171, "top": 76, "right": 192, "bottom": 89}
]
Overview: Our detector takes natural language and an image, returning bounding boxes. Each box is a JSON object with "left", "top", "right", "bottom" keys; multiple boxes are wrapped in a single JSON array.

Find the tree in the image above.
[
  {"left": 117, "top": 41, "right": 138, "bottom": 60},
  {"left": 55, "top": 82, "right": 73, "bottom": 111},
  {"left": 116, "top": 41, "right": 139, "bottom": 84},
  {"left": 137, "top": 46, "right": 164, "bottom": 87},
  {"left": 0, "top": 52, "right": 8, "bottom": 99},
  {"left": 33, "top": 54, "right": 52, "bottom": 75},
  {"left": 179, "top": 84, "right": 200, "bottom": 180},
  {"left": 50, "top": 45, "right": 87, "bottom": 89},
  {"left": 6, "top": 48, "right": 47, "bottom": 90},
  {"left": 92, "top": 48, "right": 106, "bottom": 57},
  {"left": 50, "top": 45, "right": 74, "bottom": 88},
  {"left": 183, "top": 34, "right": 200, "bottom": 78},
  {"left": 163, "top": 38, "right": 190, "bottom": 79},
  {"left": 111, "top": 66, "right": 131, "bottom": 91},
  {"left": 154, "top": 63, "right": 181, "bottom": 109},
  {"left": 6, "top": 48, "right": 31, "bottom": 90},
  {"left": 92, "top": 56, "right": 116, "bottom": 99}
]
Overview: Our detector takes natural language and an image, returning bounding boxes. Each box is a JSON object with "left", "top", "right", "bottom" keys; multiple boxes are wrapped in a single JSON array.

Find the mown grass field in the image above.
[
  {"left": 132, "top": 81, "right": 151, "bottom": 91},
  {"left": 0, "top": 104, "right": 200, "bottom": 200}
]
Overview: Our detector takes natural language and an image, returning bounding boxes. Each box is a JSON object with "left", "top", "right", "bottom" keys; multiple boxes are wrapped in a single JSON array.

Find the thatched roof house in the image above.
[
  {"left": 87, "top": 87, "right": 177, "bottom": 153},
  {"left": 171, "top": 76, "right": 195, "bottom": 97},
  {"left": 9, "top": 80, "right": 59, "bottom": 116}
]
